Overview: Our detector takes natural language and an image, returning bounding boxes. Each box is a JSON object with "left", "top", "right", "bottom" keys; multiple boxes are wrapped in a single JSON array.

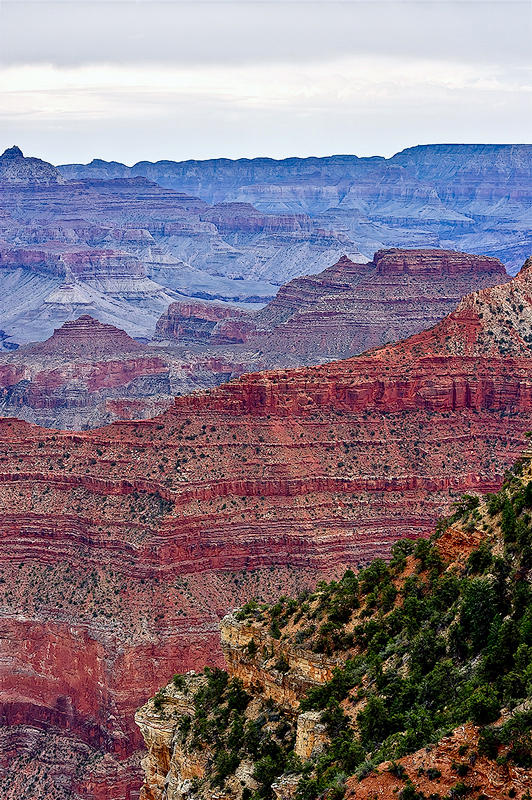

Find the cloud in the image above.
[
  {"left": 0, "top": 1, "right": 529, "bottom": 163},
  {"left": 0, "top": 1, "right": 530, "bottom": 68}
]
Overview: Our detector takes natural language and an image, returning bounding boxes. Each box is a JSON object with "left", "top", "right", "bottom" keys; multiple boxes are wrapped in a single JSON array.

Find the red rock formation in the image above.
[
  {"left": 0, "top": 244, "right": 146, "bottom": 280},
  {"left": 152, "top": 249, "right": 509, "bottom": 368},
  {"left": 155, "top": 301, "right": 257, "bottom": 345},
  {"left": 0, "top": 317, "right": 172, "bottom": 428},
  {"left": 247, "top": 249, "right": 509, "bottom": 365},
  {"left": 347, "top": 723, "right": 532, "bottom": 800},
  {"left": 0, "top": 262, "right": 530, "bottom": 798},
  {"left": 27, "top": 315, "right": 146, "bottom": 357}
]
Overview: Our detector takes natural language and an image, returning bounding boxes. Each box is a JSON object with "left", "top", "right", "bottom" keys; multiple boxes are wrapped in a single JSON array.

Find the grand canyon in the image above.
[
  {"left": 1, "top": 96, "right": 532, "bottom": 800},
  {"left": 2, "top": 0, "right": 531, "bottom": 795},
  {"left": 1, "top": 239, "right": 532, "bottom": 797}
]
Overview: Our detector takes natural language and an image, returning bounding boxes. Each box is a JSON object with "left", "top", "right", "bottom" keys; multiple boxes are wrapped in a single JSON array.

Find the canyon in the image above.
[
  {"left": 0, "top": 146, "right": 366, "bottom": 346},
  {"left": 136, "top": 458, "right": 532, "bottom": 800},
  {"left": 0, "top": 248, "right": 509, "bottom": 428},
  {"left": 0, "top": 258, "right": 531, "bottom": 797},
  {"left": 1, "top": 143, "right": 531, "bottom": 350},
  {"left": 60, "top": 143, "right": 532, "bottom": 275}
]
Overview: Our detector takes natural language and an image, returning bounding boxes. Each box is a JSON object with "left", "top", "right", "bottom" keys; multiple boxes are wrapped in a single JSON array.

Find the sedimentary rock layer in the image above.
[
  {"left": 0, "top": 260, "right": 531, "bottom": 797},
  {"left": 59, "top": 143, "right": 532, "bottom": 272}
]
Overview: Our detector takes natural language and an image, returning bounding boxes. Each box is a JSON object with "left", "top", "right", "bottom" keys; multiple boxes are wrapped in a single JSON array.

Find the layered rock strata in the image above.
[
  {"left": 154, "top": 248, "right": 509, "bottom": 369},
  {"left": 0, "top": 316, "right": 173, "bottom": 428},
  {"left": 59, "top": 143, "right": 532, "bottom": 273},
  {"left": 0, "top": 261, "right": 531, "bottom": 796},
  {"left": 136, "top": 456, "right": 532, "bottom": 800}
]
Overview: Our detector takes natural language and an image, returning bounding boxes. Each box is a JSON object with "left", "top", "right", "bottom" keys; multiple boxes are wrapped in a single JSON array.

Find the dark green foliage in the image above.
[
  {"left": 246, "top": 637, "right": 258, "bottom": 657},
  {"left": 359, "top": 559, "right": 390, "bottom": 595},
  {"left": 274, "top": 654, "right": 290, "bottom": 673},
  {"left": 465, "top": 543, "right": 492, "bottom": 574},
  {"left": 172, "top": 673, "right": 186, "bottom": 690},
  {"left": 459, "top": 578, "right": 497, "bottom": 652},
  {"left": 399, "top": 783, "right": 425, "bottom": 800},
  {"left": 296, "top": 466, "right": 532, "bottom": 797},
  {"left": 501, "top": 498, "right": 517, "bottom": 542}
]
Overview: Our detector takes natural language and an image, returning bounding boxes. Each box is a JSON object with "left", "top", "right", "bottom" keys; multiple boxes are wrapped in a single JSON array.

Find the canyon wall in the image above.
[
  {"left": 0, "top": 248, "right": 509, "bottom": 429},
  {"left": 59, "top": 143, "right": 532, "bottom": 273},
  {"left": 0, "top": 261, "right": 531, "bottom": 796}
]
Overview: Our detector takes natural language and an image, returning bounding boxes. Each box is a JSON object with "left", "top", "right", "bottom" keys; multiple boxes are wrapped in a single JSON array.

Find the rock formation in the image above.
[
  {"left": 136, "top": 455, "right": 532, "bottom": 800},
  {"left": 155, "top": 301, "right": 256, "bottom": 345},
  {"left": 59, "top": 143, "right": 532, "bottom": 273},
  {"left": 155, "top": 248, "right": 509, "bottom": 368},
  {"left": 0, "top": 147, "right": 368, "bottom": 345},
  {"left": 0, "top": 316, "right": 173, "bottom": 428},
  {"left": 0, "top": 248, "right": 507, "bottom": 429},
  {"left": 248, "top": 249, "right": 509, "bottom": 365},
  {"left": 0, "top": 260, "right": 531, "bottom": 796},
  {"left": 0, "top": 145, "right": 65, "bottom": 185}
]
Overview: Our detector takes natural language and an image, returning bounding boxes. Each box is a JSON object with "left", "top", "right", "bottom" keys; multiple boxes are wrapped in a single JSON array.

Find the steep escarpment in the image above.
[
  {"left": 0, "top": 314, "right": 261, "bottom": 428},
  {"left": 137, "top": 453, "right": 532, "bottom": 800},
  {"left": 248, "top": 249, "right": 508, "bottom": 365},
  {"left": 0, "top": 147, "right": 364, "bottom": 345},
  {"left": 0, "top": 262, "right": 531, "bottom": 797},
  {"left": 154, "top": 249, "right": 509, "bottom": 369},
  {"left": 1, "top": 248, "right": 509, "bottom": 430},
  {"left": 155, "top": 301, "right": 256, "bottom": 345}
]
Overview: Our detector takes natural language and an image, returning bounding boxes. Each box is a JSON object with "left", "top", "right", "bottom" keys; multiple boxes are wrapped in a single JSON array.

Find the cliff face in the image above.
[
  {"left": 0, "top": 147, "right": 368, "bottom": 346},
  {"left": 136, "top": 455, "right": 532, "bottom": 800},
  {"left": 0, "top": 145, "right": 64, "bottom": 185},
  {"left": 0, "top": 248, "right": 510, "bottom": 430},
  {"left": 153, "top": 248, "right": 509, "bottom": 371},
  {"left": 59, "top": 143, "right": 532, "bottom": 272},
  {"left": 0, "top": 264, "right": 531, "bottom": 797},
  {"left": 248, "top": 249, "right": 508, "bottom": 366},
  {"left": 0, "top": 313, "right": 262, "bottom": 429},
  {"left": 155, "top": 301, "right": 256, "bottom": 345}
]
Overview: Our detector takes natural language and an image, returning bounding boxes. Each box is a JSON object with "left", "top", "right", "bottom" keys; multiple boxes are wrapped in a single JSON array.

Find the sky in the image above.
[{"left": 0, "top": 0, "right": 530, "bottom": 165}]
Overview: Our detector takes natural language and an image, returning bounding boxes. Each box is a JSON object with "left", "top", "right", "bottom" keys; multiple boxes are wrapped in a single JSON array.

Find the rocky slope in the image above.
[
  {"left": 0, "top": 260, "right": 531, "bottom": 797},
  {"left": 137, "top": 452, "right": 532, "bottom": 800},
  {"left": 0, "top": 314, "right": 263, "bottom": 429},
  {"left": 0, "top": 316, "right": 174, "bottom": 429},
  {"left": 155, "top": 248, "right": 509, "bottom": 367},
  {"left": 247, "top": 249, "right": 509, "bottom": 366},
  {"left": 0, "top": 145, "right": 64, "bottom": 185},
  {"left": 59, "top": 144, "right": 532, "bottom": 273}
]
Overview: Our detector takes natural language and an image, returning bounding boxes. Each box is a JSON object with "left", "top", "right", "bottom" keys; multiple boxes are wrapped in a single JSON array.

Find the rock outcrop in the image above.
[
  {"left": 0, "top": 146, "right": 65, "bottom": 186},
  {"left": 0, "top": 260, "right": 531, "bottom": 796},
  {"left": 0, "top": 248, "right": 509, "bottom": 429},
  {"left": 248, "top": 249, "right": 509, "bottom": 365},
  {"left": 0, "top": 316, "right": 173, "bottom": 428},
  {"left": 136, "top": 455, "right": 532, "bottom": 800},
  {"left": 155, "top": 301, "right": 256, "bottom": 345},
  {"left": 0, "top": 148, "right": 371, "bottom": 345}
]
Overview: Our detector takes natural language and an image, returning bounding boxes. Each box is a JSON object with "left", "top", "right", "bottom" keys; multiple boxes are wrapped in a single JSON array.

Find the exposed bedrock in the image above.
[{"left": 0, "top": 259, "right": 531, "bottom": 797}]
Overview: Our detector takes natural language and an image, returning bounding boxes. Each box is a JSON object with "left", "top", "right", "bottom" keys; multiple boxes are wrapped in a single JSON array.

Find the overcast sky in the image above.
[{"left": 0, "top": 0, "right": 530, "bottom": 165}]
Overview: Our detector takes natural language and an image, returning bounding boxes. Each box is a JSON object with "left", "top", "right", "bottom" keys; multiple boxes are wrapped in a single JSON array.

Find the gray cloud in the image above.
[
  {"left": 1, "top": 1, "right": 530, "bottom": 68},
  {"left": 0, "top": 1, "right": 530, "bottom": 164}
]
